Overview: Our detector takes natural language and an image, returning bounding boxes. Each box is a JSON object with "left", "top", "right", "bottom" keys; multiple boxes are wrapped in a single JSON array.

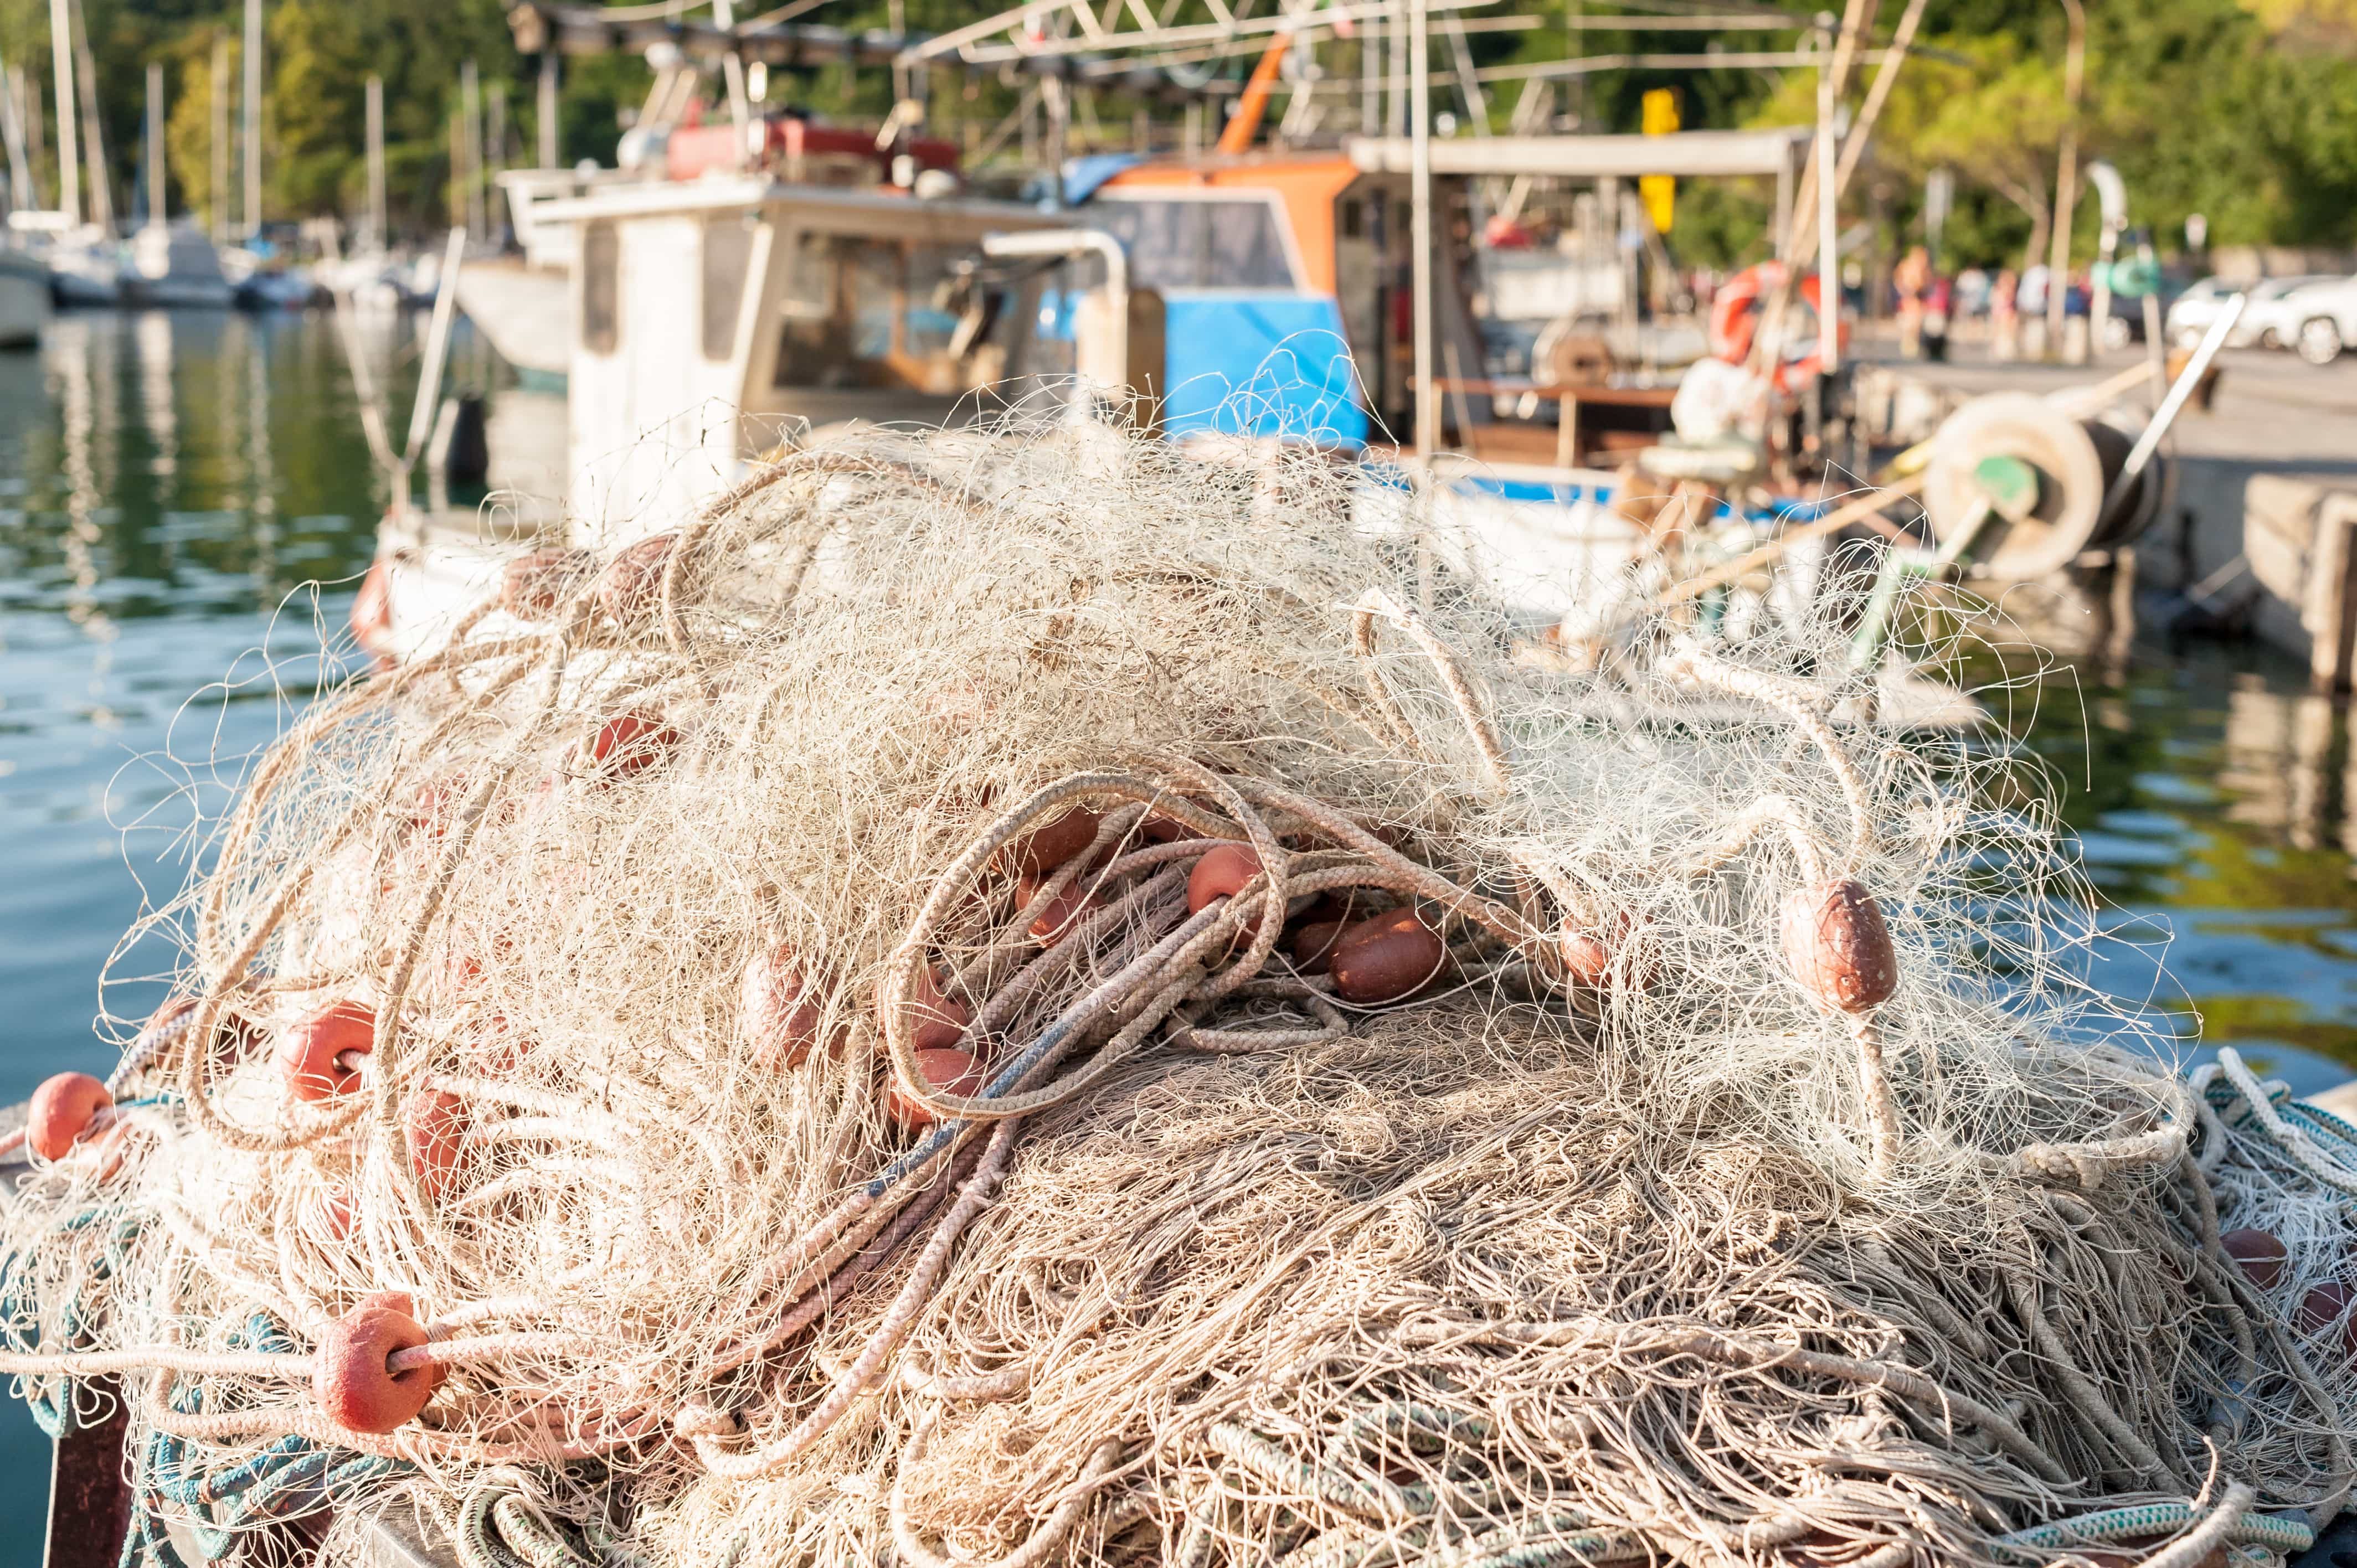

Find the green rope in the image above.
[
  {"left": 1206, "top": 1421, "right": 1417, "bottom": 1521},
  {"left": 1991, "top": 1501, "right": 2312, "bottom": 1558}
]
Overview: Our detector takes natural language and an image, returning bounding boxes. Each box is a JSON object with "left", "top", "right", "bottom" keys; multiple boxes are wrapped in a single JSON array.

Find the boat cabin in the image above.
[{"left": 533, "top": 177, "right": 1075, "bottom": 538}]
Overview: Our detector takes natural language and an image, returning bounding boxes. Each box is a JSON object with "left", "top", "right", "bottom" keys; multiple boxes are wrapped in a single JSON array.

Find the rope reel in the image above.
[{"left": 1924, "top": 392, "right": 2170, "bottom": 578}]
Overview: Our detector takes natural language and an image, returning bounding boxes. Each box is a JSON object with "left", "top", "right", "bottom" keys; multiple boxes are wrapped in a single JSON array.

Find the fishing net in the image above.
[{"left": 0, "top": 417, "right": 2350, "bottom": 1567}]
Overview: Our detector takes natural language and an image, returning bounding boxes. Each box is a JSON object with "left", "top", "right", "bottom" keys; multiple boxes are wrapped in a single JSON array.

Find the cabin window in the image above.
[
  {"left": 581, "top": 220, "right": 620, "bottom": 356},
  {"left": 775, "top": 233, "right": 1010, "bottom": 396},
  {"left": 1089, "top": 197, "right": 1295, "bottom": 291},
  {"left": 702, "top": 216, "right": 757, "bottom": 362}
]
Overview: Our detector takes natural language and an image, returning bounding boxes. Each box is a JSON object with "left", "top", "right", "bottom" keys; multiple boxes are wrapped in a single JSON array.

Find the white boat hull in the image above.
[
  {"left": 0, "top": 252, "right": 50, "bottom": 346},
  {"left": 123, "top": 278, "right": 236, "bottom": 309},
  {"left": 1352, "top": 458, "right": 1825, "bottom": 642},
  {"left": 454, "top": 258, "right": 569, "bottom": 380}
]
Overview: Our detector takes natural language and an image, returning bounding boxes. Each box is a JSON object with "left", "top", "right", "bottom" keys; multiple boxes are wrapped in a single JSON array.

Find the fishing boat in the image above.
[
  {"left": 364, "top": 174, "right": 1094, "bottom": 659},
  {"left": 122, "top": 221, "right": 234, "bottom": 309},
  {"left": 365, "top": 125, "right": 1867, "bottom": 672},
  {"left": 122, "top": 63, "right": 233, "bottom": 310}
]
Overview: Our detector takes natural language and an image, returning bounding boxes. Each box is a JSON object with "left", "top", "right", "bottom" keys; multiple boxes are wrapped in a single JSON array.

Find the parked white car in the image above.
[
  {"left": 2234, "top": 274, "right": 2346, "bottom": 352},
  {"left": 2263, "top": 274, "right": 2357, "bottom": 364},
  {"left": 2165, "top": 274, "right": 2337, "bottom": 350}
]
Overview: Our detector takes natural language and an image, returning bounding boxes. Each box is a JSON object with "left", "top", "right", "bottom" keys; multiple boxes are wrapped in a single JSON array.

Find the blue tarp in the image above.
[{"left": 1157, "top": 292, "right": 1368, "bottom": 448}]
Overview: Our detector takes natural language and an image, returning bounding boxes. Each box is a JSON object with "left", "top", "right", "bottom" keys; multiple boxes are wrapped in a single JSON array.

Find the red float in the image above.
[
  {"left": 876, "top": 963, "right": 971, "bottom": 1054},
  {"left": 1017, "top": 871, "right": 1105, "bottom": 947},
  {"left": 279, "top": 1003, "right": 377, "bottom": 1102},
  {"left": 313, "top": 1291, "right": 445, "bottom": 1433},
  {"left": 27, "top": 1073, "right": 111, "bottom": 1161},
  {"left": 1329, "top": 907, "right": 1445, "bottom": 1004},
  {"left": 2221, "top": 1228, "right": 2288, "bottom": 1291},
  {"left": 583, "top": 713, "right": 682, "bottom": 781},
  {"left": 1000, "top": 808, "right": 1104, "bottom": 877},
  {"left": 1779, "top": 880, "right": 1897, "bottom": 1015},
  {"left": 1186, "top": 845, "right": 1263, "bottom": 915},
  {"left": 598, "top": 533, "right": 679, "bottom": 624},
  {"left": 741, "top": 944, "right": 833, "bottom": 1071},
  {"left": 500, "top": 548, "right": 593, "bottom": 621},
  {"left": 404, "top": 1090, "right": 470, "bottom": 1199}
]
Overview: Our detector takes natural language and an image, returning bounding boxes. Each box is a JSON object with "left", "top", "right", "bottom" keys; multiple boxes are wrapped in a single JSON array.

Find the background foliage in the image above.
[{"left": 0, "top": 0, "right": 2346, "bottom": 265}]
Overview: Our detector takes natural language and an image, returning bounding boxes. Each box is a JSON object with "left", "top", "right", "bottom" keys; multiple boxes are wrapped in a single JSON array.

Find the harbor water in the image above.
[{"left": 0, "top": 312, "right": 2353, "bottom": 1546}]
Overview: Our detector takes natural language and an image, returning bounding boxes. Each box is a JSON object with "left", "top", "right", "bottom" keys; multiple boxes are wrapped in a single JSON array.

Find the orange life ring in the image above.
[{"left": 1707, "top": 262, "right": 1846, "bottom": 389}]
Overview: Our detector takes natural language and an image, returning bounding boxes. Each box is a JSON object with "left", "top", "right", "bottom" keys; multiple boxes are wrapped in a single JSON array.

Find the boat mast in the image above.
[
  {"left": 242, "top": 0, "right": 261, "bottom": 238},
  {"left": 1408, "top": 0, "right": 1434, "bottom": 464},
  {"left": 146, "top": 60, "right": 164, "bottom": 227},
  {"left": 47, "top": 0, "right": 76, "bottom": 225},
  {"left": 366, "top": 75, "right": 386, "bottom": 252},
  {"left": 69, "top": 0, "right": 110, "bottom": 233},
  {"left": 210, "top": 36, "right": 228, "bottom": 242},
  {"left": 0, "top": 55, "right": 32, "bottom": 214},
  {"left": 537, "top": 53, "right": 559, "bottom": 170}
]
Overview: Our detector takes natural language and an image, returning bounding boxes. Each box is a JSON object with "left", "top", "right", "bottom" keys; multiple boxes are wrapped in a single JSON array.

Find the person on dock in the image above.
[{"left": 1895, "top": 245, "right": 1932, "bottom": 359}]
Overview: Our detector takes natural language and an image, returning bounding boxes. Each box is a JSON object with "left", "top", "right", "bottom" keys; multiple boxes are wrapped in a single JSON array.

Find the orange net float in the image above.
[
  {"left": 886, "top": 1049, "right": 986, "bottom": 1132},
  {"left": 313, "top": 1292, "right": 445, "bottom": 1434},
  {"left": 1015, "top": 871, "right": 1107, "bottom": 948},
  {"left": 277, "top": 1002, "right": 375, "bottom": 1103},
  {"left": 739, "top": 943, "right": 838, "bottom": 1072},
  {"left": 498, "top": 546, "right": 595, "bottom": 621},
  {"left": 1778, "top": 880, "right": 1897, "bottom": 1016},
  {"left": 2298, "top": 1282, "right": 2357, "bottom": 1355},
  {"left": 996, "top": 807, "right": 1105, "bottom": 879},
  {"left": 581, "top": 713, "right": 682, "bottom": 783},
  {"left": 1328, "top": 907, "right": 1445, "bottom": 1004},
  {"left": 2221, "top": 1228, "right": 2288, "bottom": 1291},
  {"left": 26, "top": 1072, "right": 111, "bottom": 1162},
  {"left": 596, "top": 533, "right": 679, "bottom": 625},
  {"left": 1552, "top": 910, "right": 1654, "bottom": 992},
  {"left": 404, "top": 1089, "right": 472, "bottom": 1200},
  {"left": 878, "top": 963, "right": 971, "bottom": 1055}
]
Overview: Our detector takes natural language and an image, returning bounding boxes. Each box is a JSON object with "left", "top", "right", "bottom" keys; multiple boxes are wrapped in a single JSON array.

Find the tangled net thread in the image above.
[{"left": 1, "top": 420, "right": 2350, "bottom": 1567}]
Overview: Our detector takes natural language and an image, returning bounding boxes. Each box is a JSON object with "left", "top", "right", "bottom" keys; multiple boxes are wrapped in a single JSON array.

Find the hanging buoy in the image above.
[
  {"left": 1779, "top": 880, "right": 1897, "bottom": 1014},
  {"left": 583, "top": 713, "right": 681, "bottom": 781},
  {"left": 886, "top": 1047, "right": 987, "bottom": 1131},
  {"left": 1000, "top": 808, "right": 1104, "bottom": 878},
  {"left": 500, "top": 547, "right": 593, "bottom": 621},
  {"left": 279, "top": 1002, "right": 376, "bottom": 1102},
  {"left": 741, "top": 944, "right": 833, "bottom": 1071},
  {"left": 1329, "top": 907, "right": 1445, "bottom": 1004},
  {"left": 313, "top": 1291, "right": 445, "bottom": 1433},
  {"left": 27, "top": 1072, "right": 111, "bottom": 1161},
  {"left": 598, "top": 533, "right": 678, "bottom": 624},
  {"left": 877, "top": 963, "right": 971, "bottom": 1054},
  {"left": 404, "top": 1090, "right": 470, "bottom": 1199},
  {"left": 2221, "top": 1228, "right": 2288, "bottom": 1290}
]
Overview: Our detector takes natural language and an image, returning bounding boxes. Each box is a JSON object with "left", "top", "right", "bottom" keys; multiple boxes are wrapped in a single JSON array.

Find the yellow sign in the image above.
[{"left": 1640, "top": 88, "right": 1679, "bottom": 233}]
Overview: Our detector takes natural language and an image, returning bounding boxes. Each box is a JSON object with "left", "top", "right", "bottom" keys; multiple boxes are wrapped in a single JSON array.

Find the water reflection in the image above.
[{"left": 2058, "top": 660, "right": 2357, "bottom": 1093}]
